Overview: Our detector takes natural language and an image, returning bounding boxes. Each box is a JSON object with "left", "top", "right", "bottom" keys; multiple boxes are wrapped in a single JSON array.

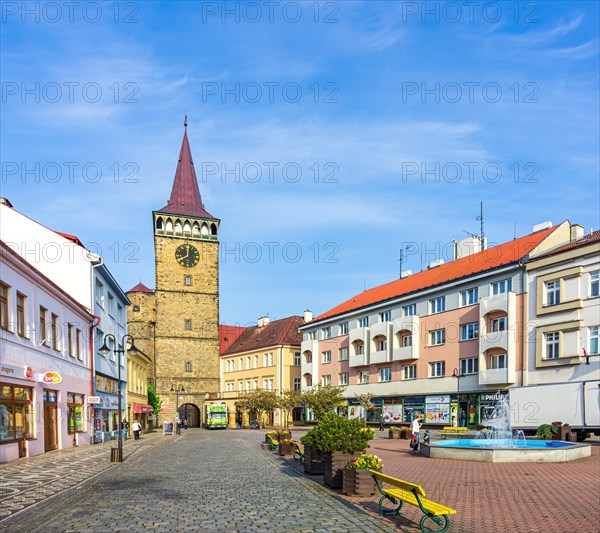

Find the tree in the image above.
[
  {"left": 355, "top": 392, "right": 375, "bottom": 427},
  {"left": 302, "top": 384, "right": 345, "bottom": 420},
  {"left": 236, "top": 389, "right": 280, "bottom": 428},
  {"left": 278, "top": 389, "right": 303, "bottom": 429},
  {"left": 147, "top": 384, "right": 162, "bottom": 415}
]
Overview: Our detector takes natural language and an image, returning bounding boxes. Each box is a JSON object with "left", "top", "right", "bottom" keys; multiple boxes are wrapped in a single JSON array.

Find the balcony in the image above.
[
  {"left": 479, "top": 367, "right": 515, "bottom": 385},
  {"left": 349, "top": 326, "right": 369, "bottom": 346},
  {"left": 392, "top": 315, "right": 419, "bottom": 338},
  {"left": 370, "top": 349, "right": 389, "bottom": 365},
  {"left": 370, "top": 321, "right": 390, "bottom": 339},
  {"left": 480, "top": 291, "right": 516, "bottom": 317},
  {"left": 392, "top": 344, "right": 419, "bottom": 361},
  {"left": 479, "top": 329, "right": 509, "bottom": 352},
  {"left": 349, "top": 353, "right": 367, "bottom": 368}
]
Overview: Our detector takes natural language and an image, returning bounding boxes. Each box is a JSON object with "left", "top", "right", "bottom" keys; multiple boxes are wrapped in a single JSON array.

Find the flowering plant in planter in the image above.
[
  {"left": 346, "top": 453, "right": 382, "bottom": 471},
  {"left": 389, "top": 426, "right": 401, "bottom": 432}
]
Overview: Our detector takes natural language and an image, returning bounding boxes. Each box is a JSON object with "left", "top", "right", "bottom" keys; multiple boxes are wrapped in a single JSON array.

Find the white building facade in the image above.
[{"left": 1, "top": 241, "right": 93, "bottom": 463}]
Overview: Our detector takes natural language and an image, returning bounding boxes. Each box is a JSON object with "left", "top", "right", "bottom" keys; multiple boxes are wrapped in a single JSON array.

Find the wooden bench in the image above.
[
  {"left": 266, "top": 434, "right": 279, "bottom": 451},
  {"left": 440, "top": 426, "right": 467, "bottom": 439},
  {"left": 290, "top": 440, "right": 304, "bottom": 464},
  {"left": 369, "top": 470, "right": 456, "bottom": 533}
]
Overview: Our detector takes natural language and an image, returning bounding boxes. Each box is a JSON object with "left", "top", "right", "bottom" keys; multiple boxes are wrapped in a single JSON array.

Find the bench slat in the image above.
[
  {"left": 383, "top": 489, "right": 456, "bottom": 516},
  {"left": 369, "top": 470, "right": 426, "bottom": 496}
]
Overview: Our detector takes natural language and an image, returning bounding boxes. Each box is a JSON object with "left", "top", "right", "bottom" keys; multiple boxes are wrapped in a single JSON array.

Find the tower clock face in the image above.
[{"left": 175, "top": 244, "right": 200, "bottom": 268}]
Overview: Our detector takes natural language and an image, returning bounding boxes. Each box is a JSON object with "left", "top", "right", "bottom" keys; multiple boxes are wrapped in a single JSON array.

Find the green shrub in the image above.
[
  {"left": 300, "top": 412, "right": 374, "bottom": 453},
  {"left": 536, "top": 424, "right": 558, "bottom": 440}
]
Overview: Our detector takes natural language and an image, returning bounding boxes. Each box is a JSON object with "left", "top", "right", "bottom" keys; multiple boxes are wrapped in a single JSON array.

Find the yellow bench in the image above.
[
  {"left": 266, "top": 434, "right": 279, "bottom": 450},
  {"left": 369, "top": 470, "right": 456, "bottom": 533},
  {"left": 440, "top": 426, "right": 467, "bottom": 439},
  {"left": 289, "top": 440, "right": 305, "bottom": 464}
]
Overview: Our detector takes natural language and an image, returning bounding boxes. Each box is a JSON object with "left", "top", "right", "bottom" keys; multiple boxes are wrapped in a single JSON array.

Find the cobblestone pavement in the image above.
[
  {"left": 0, "top": 430, "right": 169, "bottom": 523},
  {"left": 1, "top": 429, "right": 391, "bottom": 533}
]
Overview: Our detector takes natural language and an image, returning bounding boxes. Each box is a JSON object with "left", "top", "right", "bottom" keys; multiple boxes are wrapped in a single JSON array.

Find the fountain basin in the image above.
[{"left": 421, "top": 440, "right": 591, "bottom": 463}]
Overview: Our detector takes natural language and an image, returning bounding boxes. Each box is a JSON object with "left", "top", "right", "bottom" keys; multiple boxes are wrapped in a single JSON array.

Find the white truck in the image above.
[{"left": 509, "top": 381, "right": 600, "bottom": 441}]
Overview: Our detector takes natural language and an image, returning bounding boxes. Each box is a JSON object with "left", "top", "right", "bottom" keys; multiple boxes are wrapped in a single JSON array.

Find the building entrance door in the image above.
[
  {"left": 179, "top": 403, "right": 200, "bottom": 427},
  {"left": 44, "top": 406, "right": 58, "bottom": 451}
]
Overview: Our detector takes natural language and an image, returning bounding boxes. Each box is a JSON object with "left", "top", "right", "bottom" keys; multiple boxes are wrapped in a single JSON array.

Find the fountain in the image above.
[{"left": 423, "top": 395, "right": 591, "bottom": 462}]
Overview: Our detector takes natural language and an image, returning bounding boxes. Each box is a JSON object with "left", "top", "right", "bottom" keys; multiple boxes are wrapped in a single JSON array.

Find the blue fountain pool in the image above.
[{"left": 436, "top": 439, "right": 574, "bottom": 449}]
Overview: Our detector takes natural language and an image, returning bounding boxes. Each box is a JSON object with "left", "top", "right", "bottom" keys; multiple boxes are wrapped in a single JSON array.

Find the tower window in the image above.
[
  {"left": 133, "top": 305, "right": 140, "bottom": 312},
  {"left": 184, "top": 275, "right": 192, "bottom": 286},
  {"left": 185, "top": 319, "right": 192, "bottom": 330},
  {"left": 185, "top": 361, "right": 192, "bottom": 372},
  {"left": 156, "top": 218, "right": 163, "bottom": 230}
]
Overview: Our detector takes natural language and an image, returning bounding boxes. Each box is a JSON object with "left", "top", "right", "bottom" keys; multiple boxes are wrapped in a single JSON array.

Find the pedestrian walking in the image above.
[
  {"left": 379, "top": 412, "right": 385, "bottom": 431},
  {"left": 132, "top": 421, "right": 141, "bottom": 440},
  {"left": 183, "top": 418, "right": 188, "bottom": 430},
  {"left": 411, "top": 415, "right": 423, "bottom": 454}
]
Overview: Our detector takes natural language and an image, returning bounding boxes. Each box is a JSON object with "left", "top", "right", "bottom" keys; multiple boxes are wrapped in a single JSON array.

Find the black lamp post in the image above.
[
  {"left": 452, "top": 368, "right": 464, "bottom": 426},
  {"left": 171, "top": 384, "right": 185, "bottom": 433},
  {"left": 99, "top": 334, "right": 137, "bottom": 462}
]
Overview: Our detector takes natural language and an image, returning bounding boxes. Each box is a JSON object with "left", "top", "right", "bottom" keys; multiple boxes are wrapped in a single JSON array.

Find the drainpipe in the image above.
[
  {"left": 518, "top": 258, "right": 527, "bottom": 387},
  {"left": 88, "top": 253, "right": 103, "bottom": 442}
]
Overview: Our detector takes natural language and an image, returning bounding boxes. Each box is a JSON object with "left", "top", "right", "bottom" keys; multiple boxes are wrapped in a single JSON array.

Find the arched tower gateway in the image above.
[{"left": 151, "top": 120, "right": 220, "bottom": 426}]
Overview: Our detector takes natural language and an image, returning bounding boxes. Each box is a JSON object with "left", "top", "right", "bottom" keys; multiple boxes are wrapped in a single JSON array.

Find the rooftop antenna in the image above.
[
  {"left": 398, "top": 246, "right": 407, "bottom": 279},
  {"left": 477, "top": 201, "right": 485, "bottom": 250}
]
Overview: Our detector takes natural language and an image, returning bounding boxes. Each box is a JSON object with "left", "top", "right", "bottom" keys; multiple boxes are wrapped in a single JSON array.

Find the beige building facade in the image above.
[{"left": 220, "top": 316, "right": 305, "bottom": 428}]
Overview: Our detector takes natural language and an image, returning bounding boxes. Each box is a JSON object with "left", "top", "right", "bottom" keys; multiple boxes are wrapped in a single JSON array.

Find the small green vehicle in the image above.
[{"left": 205, "top": 402, "right": 228, "bottom": 429}]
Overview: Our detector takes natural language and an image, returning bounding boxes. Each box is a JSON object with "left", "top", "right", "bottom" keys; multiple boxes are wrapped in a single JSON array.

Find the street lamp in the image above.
[
  {"left": 99, "top": 334, "right": 137, "bottom": 462},
  {"left": 171, "top": 384, "right": 185, "bottom": 433},
  {"left": 452, "top": 368, "right": 464, "bottom": 427}
]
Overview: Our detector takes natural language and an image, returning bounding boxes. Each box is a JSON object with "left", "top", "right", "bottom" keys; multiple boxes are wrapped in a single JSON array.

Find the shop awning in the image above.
[{"left": 133, "top": 403, "right": 153, "bottom": 414}]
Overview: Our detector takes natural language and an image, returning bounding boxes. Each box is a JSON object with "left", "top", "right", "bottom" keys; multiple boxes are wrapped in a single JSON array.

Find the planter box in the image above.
[
  {"left": 389, "top": 430, "right": 401, "bottom": 439},
  {"left": 343, "top": 468, "right": 379, "bottom": 496},
  {"left": 279, "top": 442, "right": 293, "bottom": 456},
  {"left": 304, "top": 443, "right": 324, "bottom": 475},
  {"left": 323, "top": 451, "right": 354, "bottom": 488}
]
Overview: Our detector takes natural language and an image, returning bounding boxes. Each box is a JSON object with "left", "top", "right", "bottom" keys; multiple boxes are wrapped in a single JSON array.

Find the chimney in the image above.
[
  {"left": 570, "top": 224, "right": 584, "bottom": 241},
  {"left": 427, "top": 259, "right": 445, "bottom": 269},
  {"left": 257, "top": 317, "right": 264, "bottom": 327},
  {"left": 262, "top": 316, "right": 271, "bottom": 326},
  {"left": 0, "top": 198, "right": 13, "bottom": 208},
  {"left": 303, "top": 310, "right": 313, "bottom": 322},
  {"left": 400, "top": 270, "right": 412, "bottom": 278},
  {"left": 532, "top": 221, "right": 552, "bottom": 233},
  {"left": 453, "top": 236, "right": 483, "bottom": 260}
]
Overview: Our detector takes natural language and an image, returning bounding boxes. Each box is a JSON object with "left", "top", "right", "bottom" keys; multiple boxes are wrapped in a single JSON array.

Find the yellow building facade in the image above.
[{"left": 219, "top": 316, "right": 305, "bottom": 428}]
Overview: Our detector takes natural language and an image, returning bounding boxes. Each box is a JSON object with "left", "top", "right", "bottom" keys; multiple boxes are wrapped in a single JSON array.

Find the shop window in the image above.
[
  {"left": 67, "top": 393, "right": 85, "bottom": 434},
  {"left": 0, "top": 384, "right": 34, "bottom": 441}
]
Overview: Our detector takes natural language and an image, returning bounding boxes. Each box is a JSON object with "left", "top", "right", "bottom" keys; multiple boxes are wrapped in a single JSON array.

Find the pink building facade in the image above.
[{"left": 300, "top": 222, "right": 576, "bottom": 427}]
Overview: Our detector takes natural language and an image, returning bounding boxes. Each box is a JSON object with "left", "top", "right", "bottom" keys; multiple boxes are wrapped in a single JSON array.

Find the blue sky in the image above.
[{"left": 2, "top": 1, "right": 599, "bottom": 326}]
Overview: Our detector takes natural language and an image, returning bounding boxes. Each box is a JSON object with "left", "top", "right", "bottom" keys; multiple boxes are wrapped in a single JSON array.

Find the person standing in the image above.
[
  {"left": 132, "top": 421, "right": 141, "bottom": 440},
  {"left": 379, "top": 412, "right": 385, "bottom": 431},
  {"left": 411, "top": 415, "right": 423, "bottom": 454},
  {"left": 183, "top": 418, "right": 188, "bottom": 430}
]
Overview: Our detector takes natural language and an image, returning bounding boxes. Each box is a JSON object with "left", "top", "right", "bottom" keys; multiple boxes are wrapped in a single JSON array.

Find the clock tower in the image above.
[{"left": 150, "top": 119, "right": 220, "bottom": 426}]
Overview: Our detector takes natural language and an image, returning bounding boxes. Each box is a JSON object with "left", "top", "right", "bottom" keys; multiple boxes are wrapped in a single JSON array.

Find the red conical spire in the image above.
[{"left": 158, "top": 118, "right": 215, "bottom": 219}]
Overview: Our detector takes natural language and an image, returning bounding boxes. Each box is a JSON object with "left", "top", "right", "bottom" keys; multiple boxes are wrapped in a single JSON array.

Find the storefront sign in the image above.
[
  {"left": 480, "top": 393, "right": 507, "bottom": 402},
  {"left": 0, "top": 363, "right": 36, "bottom": 381},
  {"left": 88, "top": 396, "right": 101, "bottom": 404},
  {"left": 41, "top": 371, "right": 62, "bottom": 384},
  {"left": 163, "top": 421, "right": 174, "bottom": 435},
  {"left": 426, "top": 395, "right": 450, "bottom": 404}
]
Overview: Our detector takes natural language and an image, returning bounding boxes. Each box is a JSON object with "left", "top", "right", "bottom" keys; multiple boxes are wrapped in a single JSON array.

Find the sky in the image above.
[{"left": 1, "top": 1, "right": 599, "bottom": 326}]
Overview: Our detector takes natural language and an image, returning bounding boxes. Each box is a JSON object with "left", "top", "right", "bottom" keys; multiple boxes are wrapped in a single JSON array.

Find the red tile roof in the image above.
[
  {"left": 219, "top": 325, "right": 247, "bottom": 355},
  {"left": 157, "top": 125, "right": 216, "bottom": 219},
  {"left": 314, "top": 225, "right": 559, "bottom": 322},
  {"left": 127, "top": 282, "right": 154, "bottom": 293},
  {"left": 222, "top": 316, "right": 305, "bottom": 355},
  {"left": 54, "top": 231, "right": 85, "bottom": 248},
  {"left": 530, "top": 231, "right": 600, "bottom": 260}
]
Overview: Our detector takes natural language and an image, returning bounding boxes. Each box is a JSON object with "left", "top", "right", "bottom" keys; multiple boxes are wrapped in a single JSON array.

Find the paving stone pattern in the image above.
[{"left": 1, "top": 430, "right": 390, "bottom": 533}]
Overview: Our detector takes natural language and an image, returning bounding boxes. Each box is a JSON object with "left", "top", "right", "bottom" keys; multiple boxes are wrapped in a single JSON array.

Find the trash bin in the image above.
[{"left": 110, "top": 447, "right": 122, "bottom": 462}]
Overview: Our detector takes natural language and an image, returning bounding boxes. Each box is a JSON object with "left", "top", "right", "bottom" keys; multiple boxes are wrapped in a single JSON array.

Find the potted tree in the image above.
[
  {"left": 342, "top": 453, "right": 382, "bottom": 496},
  {"left": 301, "top": 412, "right": 375, "bottom": 488}
]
